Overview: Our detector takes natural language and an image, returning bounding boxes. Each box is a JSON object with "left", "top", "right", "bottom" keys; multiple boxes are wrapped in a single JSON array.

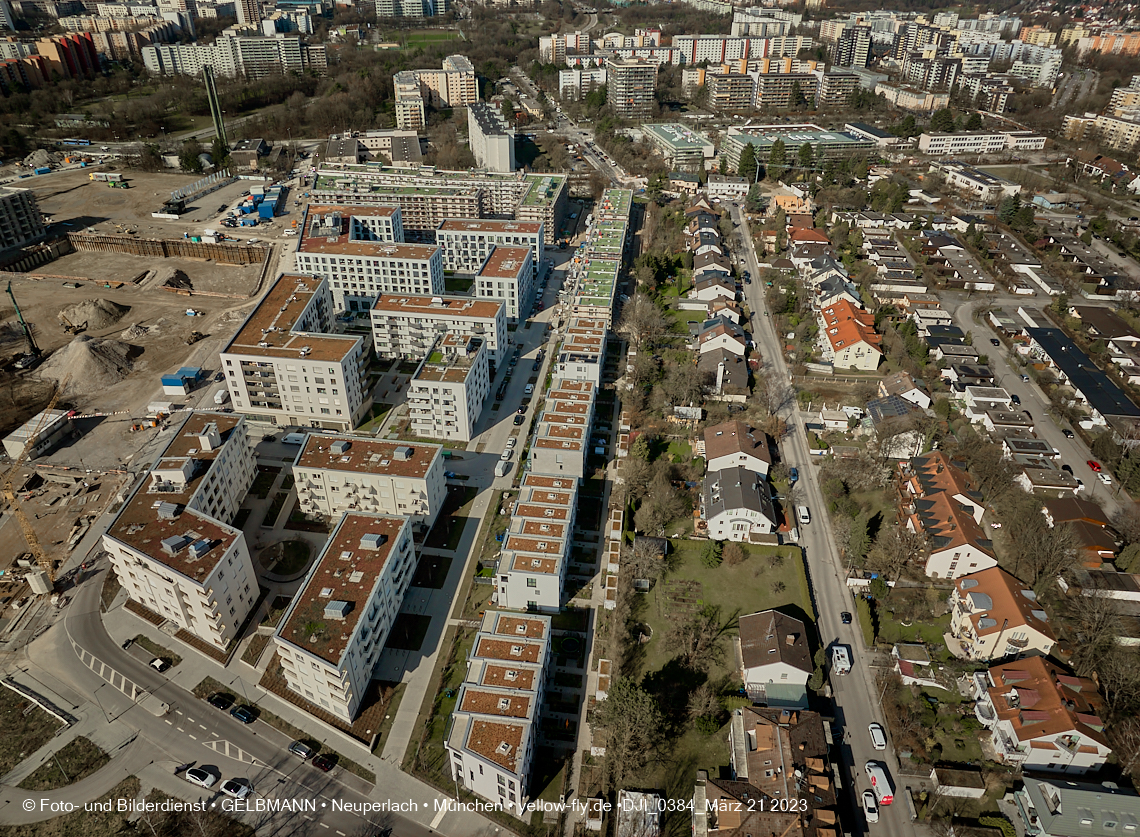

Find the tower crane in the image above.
[
  {"left": 5, "top": 281, "right": 40, "bottom": 360},
  {"left": 1, "top": 376, "right": 70, "bottom": 587}
]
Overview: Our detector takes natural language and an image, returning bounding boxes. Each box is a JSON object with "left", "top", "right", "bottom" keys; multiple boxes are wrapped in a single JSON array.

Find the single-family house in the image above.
[
  {"left": 699, "top": 350, "right": 750, "bottom": 402},
  {"left": 879, "top": 371, "right": 932, "bottom": 410},
  {"left": 704, "top": 421, "right": 772, "bottom": 476},
  {"left": 736, "top": 610, "right": 812, "bottom": 707},
  {"left": 702, "top": 466, "right": 777, "bottom": 542},
  {"left": 691, "top": 275, "right": 737, "bottom": 303},
  {"left": 819, "top": 299, "right": 882, "bottom": 371},
  {"left": 698, "top": 318, "right": 748, "bottom": 357}
]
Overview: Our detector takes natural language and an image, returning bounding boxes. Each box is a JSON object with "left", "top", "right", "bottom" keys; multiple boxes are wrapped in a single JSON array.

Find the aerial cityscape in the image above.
[{"left": 2, "top": 0, "right": 1140, "bottom": 836}]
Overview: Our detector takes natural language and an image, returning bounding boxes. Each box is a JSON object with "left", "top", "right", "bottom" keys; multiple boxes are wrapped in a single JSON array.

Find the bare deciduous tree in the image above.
[
  {"left": 867, "top": 523, "right": 926, "bottom": 587},
  {"left": 687, "top": 681, "right": 721, "bottom": 721},
  {"left": 666, "top": 604, "right": 737, "bottom": 671},
  {"left": 617, "top": 293, "right": 668, "bottom": 351},
  {"left": 593, "top": 677, "right": 663, "bottom": 790}
]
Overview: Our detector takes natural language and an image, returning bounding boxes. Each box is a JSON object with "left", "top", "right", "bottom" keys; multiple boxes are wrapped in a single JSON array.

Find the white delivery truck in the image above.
[
  {"left": 865, "top": 762, "right": 894, "bottom": 805},
  {"left": 495, "top": 460, "right": 513, "bottom": 478},
  {"left": 214, "top": 389, "right": 231, "bottom": 405}
]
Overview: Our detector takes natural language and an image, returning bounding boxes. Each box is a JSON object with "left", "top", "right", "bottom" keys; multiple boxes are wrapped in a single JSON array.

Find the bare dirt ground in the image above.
[
  {"left": 42, "top": 250, "right": 264, "bottom": 296},
  {"left": 27, "top": 168, "right": 299, "bottom": 242}
]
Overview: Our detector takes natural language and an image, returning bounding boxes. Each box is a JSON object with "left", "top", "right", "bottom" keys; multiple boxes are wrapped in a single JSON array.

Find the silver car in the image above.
[{"left": 863, "top": 790, "right": 879, "bottom": 824}]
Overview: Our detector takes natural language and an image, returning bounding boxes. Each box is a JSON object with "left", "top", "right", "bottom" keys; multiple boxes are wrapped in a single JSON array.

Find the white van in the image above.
[
  {"left": 831, "top": 645, "right": 852, "bottom": 676},
  {"left": 797, "top": 505, "right": 811, "bottom": 526}
]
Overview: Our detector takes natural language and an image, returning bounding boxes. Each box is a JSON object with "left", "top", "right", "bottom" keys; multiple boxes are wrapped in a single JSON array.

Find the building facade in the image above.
[
  {"left": 274, "top": 513, "right": 415, "bottom": 721},
  {"left": 529, "top": 379, "right": 596, "bottom": 480},
  {"left": 474, "top": 246, "right": 533, "bottom": 323},
  {"left": 102, "top": 414, "right": 259, "bottom": 652},
  {"left": 370, "top": 293, "right": 507, "bottom": 366},
  {"left": 606, "top": 57, "right": 657, "bottom": 119},
  {"left": 291, "top": 435, "right": 446, "bottom": 529},
  {"left": 220, "top": 274, "right": 371, "bottom": 431},
  {"left": 407, "top": 333, "right": 490, "bottom": 441},
  {"left": 496, "top": 473, "right": 579, "bottom": 611},
  {"left": 0, "top": 186, "right": 45, "bottom": 252},
  {"left": 435, "top": 219, "right": 544, "bottom": 286},
  {"left": 467, "top": 102, "right": 515, "bottom": 173}
]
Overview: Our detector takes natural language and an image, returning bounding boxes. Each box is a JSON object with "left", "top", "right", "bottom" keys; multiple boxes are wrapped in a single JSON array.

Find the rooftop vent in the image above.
[
  {"left": 161, "top": 535, "right": 192, "bottom": 555},
  {"left": 319, "top": 587, "right": 334, "bottom": 597},
  {"left": 331, "top": 439, "right": 351, "bottom": 455},
  {"left": 360, "top": 532, "right": 387, "bottom": 550},
  {"left": 348, "top": 571, "right": 365, "bottom": 583},
  {"left": 188, "top": 539, "right": 212, "bottom": 560},
  {"left": 324, "top": 600, "right": 352, "bottom": 620},
  {"left": 394, "top": 446, "right": 413, "bottom": 460}
]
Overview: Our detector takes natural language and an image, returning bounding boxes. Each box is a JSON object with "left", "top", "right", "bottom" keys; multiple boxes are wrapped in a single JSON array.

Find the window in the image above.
[{"left": 527, "top": 578, "right": 537, "bottom": 588}]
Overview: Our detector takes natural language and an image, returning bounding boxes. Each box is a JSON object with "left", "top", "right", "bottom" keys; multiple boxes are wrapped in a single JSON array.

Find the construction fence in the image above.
[{"left": 66, "top": 232, "right": 270, "bottom": 266}]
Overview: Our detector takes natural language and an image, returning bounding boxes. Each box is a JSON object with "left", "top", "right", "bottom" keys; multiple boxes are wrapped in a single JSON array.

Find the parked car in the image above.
[
  {"left": 868, "top": 723, "right": 887, "bottom": 750},
  {"left": 789, "top": 467, "right": 799, "bottom": 483},
  {"left": 221, "top": 778, "right": 253, "bottom": 799},
  {"left": 207, "top": 692, "right": 234, "bottom": 711},
  {"left": 230, "top": 705, "right": 256, "bottom": 724},
  {"left": 513, "top": 414, "right": 526, "bottom": 426},
  {"left": 186, "top": 768, "right": 218, "bottom": 789},
  {"left": 289, "top": 740, "right": 314, "bottom": 759},
  {"left": 990, "top": 338, "right": 1001, "bottom": 347},
  {"left": 150, "top": 657, "right": 170, "bottom": 672},
  {"left": 841, "top": 612, "right": 852, "bottom": 624},
  {"left": 1088, "top": 460, "right": 1102, "bottom": 472},
  {"left": 1062, "top": 464, "right": 1073, "bottom": 475},
  {"left": 525, "top": 384, "right": 534, "bottom": 395},
  {"left": 312, "top": 754, "right": 336, "bottom": 772},
  {"left": 1099, "top": 473, "right": 1113, "bottom": 485},
  {"left": 507, "top": 437, "right": 517, "bottom": 448},
  {"left": 1010, "top": 394, "right": 1021, "bottom": 405},
  {"left": 1063, "top": 429, "right": 1075, "bottom": 439},
  {"left": 863, "top": 790, "right": 879, "bottom": 824}
]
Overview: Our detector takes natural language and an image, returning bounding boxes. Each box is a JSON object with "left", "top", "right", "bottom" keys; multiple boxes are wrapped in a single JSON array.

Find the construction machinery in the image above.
[
  {"left": 0, "top": 376, "right": 70, "bottom": 588},
  {"left": 6, "top": 281, "right": 41, "bottom": 366},
  {"left": 58, "top": 313, "right": 86, "bottom": 334}
]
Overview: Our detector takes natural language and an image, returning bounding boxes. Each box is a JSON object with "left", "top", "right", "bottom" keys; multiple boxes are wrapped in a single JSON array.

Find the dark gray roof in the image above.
[
  {"left": 867, "top": 395, "right": 919, "bottom": 424},
  {"left": 703, "top": 466, "right": 776, "bottom": 524},
  {"left": 738, "top": 610, "right": 812, "bottom": 674},
  {"left": 1026, "top": 327, "right": 1140, "bottom": 419},
  {"left": 1021, "top": 778, "right": 1140, "bottom": 837}
]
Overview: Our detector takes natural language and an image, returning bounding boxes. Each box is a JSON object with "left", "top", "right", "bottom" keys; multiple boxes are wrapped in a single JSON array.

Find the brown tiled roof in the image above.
[
  {"left": 913, "top": 492, "right": 994, "bottom": 557},
  {"left": 738, "top": 610, "right": 812, "bottom": 673},
  {"left": 954, "top": 567, "right": 1055, "bottom": 639},
  {"left": 479, "top": 664, "right": 537, "bottom": 691},
  {"left": 987, "top": 657, "right": 1107, "bottom": 747},
  {"left": 704, "top": 421, "right": 771, "bottom": 465}
]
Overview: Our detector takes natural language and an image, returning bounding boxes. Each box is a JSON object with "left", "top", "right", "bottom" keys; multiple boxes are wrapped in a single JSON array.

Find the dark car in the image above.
[
  {"left": 1010, "top": 394, "right": 1021, "bottom": 406},
  {"left": 1063, "top": 429, "right": 1075, "bottom": 439},
  {"left": 513, "top": 414, "right": 526, "bottom": 426},
  {"left": 207, "top": 692, "right": 235, "bottom": 711},
  {"left": 312, "top": 754, "right": 336, "bottom": 772},
  {"left": 789, "top": 467, "right": 799, "bottom": 483},
  {"left": 744, "top": 276, "right": 751, "bottom": 284},
  {"left": 1062, "top": 464, "right": 1074, "bottom": 475},
  {"left": 990, "top": 338, "right": 1001, "bottom": 347},
  {"left": 214, "top": 372, "right": 225, "bottom": 382},
  {"left": 517, "top": 405, "right": 527, "bottom": 415},
  {"left": 532, "top": 361, "right": 540, "bottom": 372},
  {"left": 230, "top": 705, "right": 256, "bottom": 724},
  {"left": 841, "top": 612, "right": 852, "bottom": 624}
]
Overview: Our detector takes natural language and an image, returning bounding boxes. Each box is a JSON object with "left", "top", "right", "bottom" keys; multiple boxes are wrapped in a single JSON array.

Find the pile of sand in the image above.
[
  {"left": 154, "top": 266, "right": 191, "bottom": 291},
  {"left": 59, "top": 299, "right": 131, "bottom": 331},
  {"left": 36, "top": 335, "right": 137, "bottom": 395},
  {"left": 119, "top": 323, "right": 151, "bottom": 340},
  {"left": 23, "top": 149, "right": 61, "bottom": 169}
]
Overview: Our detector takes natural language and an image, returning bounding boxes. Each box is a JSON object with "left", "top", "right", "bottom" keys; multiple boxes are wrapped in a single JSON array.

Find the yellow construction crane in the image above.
[{"left": 1, "top": 376, "right": 70, "bottom": 586}]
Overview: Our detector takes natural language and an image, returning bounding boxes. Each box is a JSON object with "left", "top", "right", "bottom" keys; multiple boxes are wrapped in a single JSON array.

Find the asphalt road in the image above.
[{"left": 731, "top": 204, "right": 919, "bottom": 837}]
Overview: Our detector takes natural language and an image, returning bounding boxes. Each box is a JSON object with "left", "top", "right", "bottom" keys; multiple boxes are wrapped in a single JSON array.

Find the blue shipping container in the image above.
[{"left": 34, "top": 167, "right": 50, "bottom": 175}]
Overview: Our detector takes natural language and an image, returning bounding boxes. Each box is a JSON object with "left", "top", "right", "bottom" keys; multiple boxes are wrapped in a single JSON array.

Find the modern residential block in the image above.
[
  {"left": 274, "top": 513, "right": 415, "bottom": 721},
  {"left": 394, "top": 70, "right": 426, "bottom": 130},
  {"left": 291, "top": 434, "right": 446, "bottom": 529},
  {"left": 435, "top": 218, "right": 544, "bottom": 283},
  {"left": 528, "top": 379, "right": 596, "bottom": 480},
  {"left": 496, "top": 473, "right": 579, "bottom": 612},
  {"left": 0, "top": 186, "right": 45, "bottom": 252},
  {"left": 467, "top": 101, "right": 515, "bottom": 173},
  {"left": 475, "top": 246, "right": 533, "bottom": 323},
  {"left": 102, "top": 413, "right": 258, "bottom": 652},
  {"left": 555, "top": 317, "right": 608, "bottom": 385},
  {"left": 407, "top": 333, "right": 490, "bottom": 442},
  {"left": 220, "top": 274, "right": 371, "bottom": 431},
  {"left": 370, "top": 293, "right": 507, "bottom": 366},
  {"left": 605, "top": 56, "right": 657, "bottom": 119},
  {"left": 446, "top": 611, "right": 552, "bottom": 813}
]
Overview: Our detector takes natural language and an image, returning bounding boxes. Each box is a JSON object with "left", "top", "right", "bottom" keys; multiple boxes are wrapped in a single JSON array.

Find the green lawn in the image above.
[
  {"left": 131, "top": 635, "right": 182, "bottom": 669},
  {"left": 0, "top": 690, "right": 63, "bottom": 778},
  {"left": 241, "top": 634, "right": 271, "bottom": 666},
  {"left": 636, "top": 540, "right": 812, "bottom": 685}
]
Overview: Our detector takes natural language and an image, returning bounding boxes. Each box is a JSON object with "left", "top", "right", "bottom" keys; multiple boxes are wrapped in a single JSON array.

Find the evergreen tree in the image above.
[
  {"left": 738, "top": 143, "right": 757, "bottom": 183},
  {"left": 767, "top": 138, "right": 787, "bottom": 181},
  {"left": 210, "top": 136, "right": 230, "bottom": 170},
  {"left": 931, "top": 107, "right": 955, "bottom": 133},
  {"left": 965, "top": 111, "right": 983, "bottom": 131},
  {"left": 179, "top": 139, "right": 204, "bottom": 174},
  {"left": 998, "top": 193, "right": 1022, "bottom": 225},
  {"left": 797, "top": 142, "right": 814, "bottom": 174},
  {"left": 892, "top": 114, "right": 917, "bottom": 137},
  {"left": 790, "top": 80, "right": 806, "bottom": 109},
  {"left": 718, "top": 156, "right": 729, "bottom": 175}
]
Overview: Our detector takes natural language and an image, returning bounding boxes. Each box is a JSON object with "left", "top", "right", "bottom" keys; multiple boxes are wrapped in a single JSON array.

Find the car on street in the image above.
[
  {"left": 312, "top": 754, "right": 336, "bottom": 772},
  {"left": 532, "top": 361, "right": 540, "bottom": 371},
  {"left": 841, "top": 612, "right": 852, "bottom": 624},
  {"left": 525, "top": 383, "right": 534, "bottom": 395},
  {"left": 990, "top": 338, "right": 1001, "bottom": 347},
  {"left": 207, "top": 692, "right": 234, "bottom": 710},
  {"left": 789, "top": 467, "right": 799, "bottom": 483},
  {"left": 1021, "top": 374, "right": 1030, "bottom": 382},
  {"left": 514, "top": 414, "right": 526, "bottom": 426},
  {"left": 869, "top": 723, "right": 887, "bottom": 750},
  {"left": 500, "top": 449, "right": 512, "bottom": 461},
  {"left": 149, "top": 657, "right": 171, "bottom": 672},
  {"left": 1063, "top": 428, "right": 1075, "bottom": 438},
  {"left": 230, "top": 705, "right": 256, "bottom": 724},
  {"left": 186, "top": 768, "right": 218, "bottom": 789},
  {"left": 1088, "top": 460, "right": 1102, "bottom": 472},
  {"left": 863, "top": 791, "right": 879, "bottom": 824},
  {"left": 1100, "top": 473, "right": 1113, "bottom": 485},
  {"left": 214, "top": 372, "right": 225, "bottom": 382},
  {"left": 1010, "top": 394, "right": 1021, "bottom": 405},
  {"left": 507, "top": 437, "right": 517, "bottom": 448},
  {"left": 517, "top": 405, "right": 527, "bottom": 415},
  {"left": 288, "top": 740, "right": 314, "bottom": 759},
  {"left": 221, "top": 778, "right": 253, "bottom": 799}
]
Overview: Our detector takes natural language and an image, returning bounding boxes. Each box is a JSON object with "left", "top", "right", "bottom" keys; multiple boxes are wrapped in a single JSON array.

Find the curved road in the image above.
[{"left": 1, "top": 552, "right": 494, "bottom": 837}]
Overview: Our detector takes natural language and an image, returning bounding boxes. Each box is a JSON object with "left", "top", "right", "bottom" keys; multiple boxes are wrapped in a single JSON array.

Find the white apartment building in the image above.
[
  {"left": 468, "top": 102, "right": 515, "bottom": 173},
  {"left": 102, "top": 413, "right": 259, "bottom": 652},
  {"left": 294, "top": 211, "right": 442, "bottom": 311},
  {"left": 529, "top": 379, "right": 596, "bottom": 480},
  {"left": 394, "top": 70, "right": 426, "bottom": 130},
  {"left": 497, "top": 473, "right": 578, "bottom": 612},
  {"left": 475, "top": 246, "right": 533, "bottom": 323},
  {"left": 413, "top": 54, "right": 478, "bottom": 108},
  {"left": 274, "top": 513, "right": 415, "bottom": 722},
  {"left": 220, "top": 274, "right": 370, "bottom": 431},
  {"left": 555, "top": 317, "right": 608, "bottom": 385},
  {"left": 142, "top": 33, "right": 324, "bottom": 78},
  {"left": 299, "top": 204, "right": 404, "bottom": 245},
  {"left": 370, "top": 294, "right": 507, "bottom": 366},
  {"left": 435, "top": 219, "right": 544, "bottom": 278},
  {"left": 447, "top": 611, "right": 552, "bottom": 814},
  {"left": 559, "top": 66, "right": 606, "bottom": 101},
  {"left": 407, "top": 333, "right": 490, "bottom": 442},
  {"left": 291, "top": 435, "right": 446, "bottom": 529},
  {"left": 919, "top": 132, "right": 1007, "bottom": 155},
  {"left": 0, "top": 186, "right": 46, "bottom": 251}
]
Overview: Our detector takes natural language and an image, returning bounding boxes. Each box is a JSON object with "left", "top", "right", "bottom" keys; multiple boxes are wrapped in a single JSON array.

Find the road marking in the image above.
[
  {"left": 188, "top": 734, "right": 197, "bottom": 740},
  {"left": 430, "top": 805, "right": 448, "bottom": 829},
  {"left": 336, "top": 831, "right": 345, "bottom": 836},
  {"left": 176, "top": 727, "right": 184, "bottom": 732},
  {"left": 199, "top": 724, "right": 207, "bottom": 730},
  {"left": 164, "top": 719, "right": 172, "bottom": 725},
  {"left": 176, "top": 710, "right": 183, "bottom": 715},
  {"left": 303, "top": 816, "right": 314, "bottom": 822},
  {"left": 319, "top": 825, "right": 329, "bottom": 830}
]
